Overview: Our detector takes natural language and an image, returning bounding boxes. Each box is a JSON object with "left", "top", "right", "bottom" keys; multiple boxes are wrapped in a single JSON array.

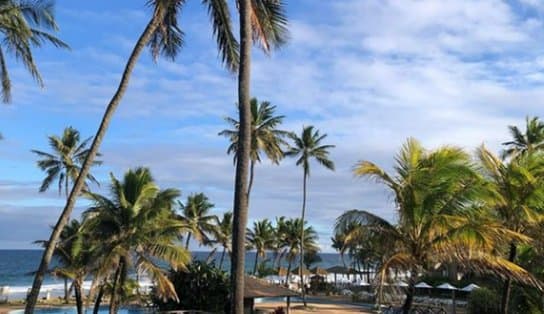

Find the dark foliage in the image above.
[
  {"left": 467, "top": 288, "right": 500, "bottom": 314},
  {"left": 153, "top": 261, "right": 230, "bottom": 313}
]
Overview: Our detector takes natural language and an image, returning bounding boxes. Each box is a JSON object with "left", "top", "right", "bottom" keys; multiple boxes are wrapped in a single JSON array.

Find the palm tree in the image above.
[
  {"left": 230, "top": 1, "right": 288, "bottom": 312},
  {"left": 277, "top": 218, "right": 319, "bottom": 283},
  {"left": 51, "top": 220, "right": 91, "bottom": 314},
  {"left": 336, "top": 138, "right": 542, "bottom": 314},
  {"left": 285, "top": 125, "right": 334, "bottom": 306},
  {"left": 502, "top": 116, "right": 544, "bottom": 159},
  {"left": 32, "top": 126, "right": 101, "bottom": 197},
  {"left": 213, "top": 211, "right": 233, "bottom": 269},
  {"left": 177, "top": 192, "right": 217, "bottom": 250},
  {"left": 246, "top": 219, "right": 275, "bottom": 275},
  {"left": 26, "top": 0, "right": 243, "bottom": 310},
  {"left": 0, "top": 0, "right": 68, "bottom": 103},
  {"left": 477, "top": 146, "right": 544, "bottom": 314},
  {"left": 83, "top": 167, "right": 190, "bottom": 314},
  {"left": 219, "top": 98, "right": 290, "bottom": 198},
  {"left": 34, "top": 219, "right": 91, "bottom": 307}
]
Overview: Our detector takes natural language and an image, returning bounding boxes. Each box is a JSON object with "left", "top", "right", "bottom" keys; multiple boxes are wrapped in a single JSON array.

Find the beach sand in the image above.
[{"left": 256, "top": 302, "right": 372, "bottom": 313}]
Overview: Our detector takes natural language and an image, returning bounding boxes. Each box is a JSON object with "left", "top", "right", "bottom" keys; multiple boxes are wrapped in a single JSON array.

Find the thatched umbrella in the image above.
[
  {"left": 311, "top": 267, "right": 328, "bottom": 276},
  {"left": 244, "top": 275, "right": 299, "bottom": 314}
]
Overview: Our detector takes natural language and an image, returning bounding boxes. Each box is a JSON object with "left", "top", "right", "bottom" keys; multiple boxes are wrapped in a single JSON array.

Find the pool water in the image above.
[{"left": 9, "top": 308, "right": 152, "bottom": 314}]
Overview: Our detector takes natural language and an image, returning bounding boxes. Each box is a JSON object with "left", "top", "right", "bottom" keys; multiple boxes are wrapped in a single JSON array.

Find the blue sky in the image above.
[{"left": 1, "top": 0, "right": 544, "bottom": 251}]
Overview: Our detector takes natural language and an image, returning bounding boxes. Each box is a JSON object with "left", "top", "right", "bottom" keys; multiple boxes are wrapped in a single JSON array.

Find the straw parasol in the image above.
[
  {"left": 311, "top": 267, "right": 328, "bottom": 276},
  {"left": 244, "top": 275, "right": 298, "bottom": 313},
  {"left": 291, "top": 266, "right": 311, "bottom": 276}
]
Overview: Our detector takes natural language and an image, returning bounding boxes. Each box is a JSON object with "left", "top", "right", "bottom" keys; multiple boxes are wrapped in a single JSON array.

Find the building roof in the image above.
[{"left": 244, "top": 276, "right": 299, "bottom": 299}]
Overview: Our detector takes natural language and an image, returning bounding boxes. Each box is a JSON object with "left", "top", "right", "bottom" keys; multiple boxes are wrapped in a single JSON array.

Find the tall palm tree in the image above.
[
  {"left": 285, "top": 125, "right": 334, "bottom": 306},
  {"left": 32, "top": 126, "right": 101, "bottom": 197},
  {"left": 0, "top": 0, "right": 69, "bottom": 103},
  {"left": 214, "top": 211, "right": 233, "bottom": 269},
  {"left": 502, "top": 116, "right": 544, "bottom": 159},
  {"left": 477, "top": 146, "right": 544, "bottom": 314},
  {"left": 336, "top": 138, "right": 542, "bottom": 314},
  {"left": 230, "top": 1, "right": 288, "bottom": 312},
  {"left": 83, "top": 167, "right": 190, "bottom": 314},
  {"left": 246, "top": 219, "right": 275, "bottom": 275},
  {"left": 277, "top": 218, "right": 319, "bottom": 283},
  {"left": 177, "top": 192, "right": 217, "bottom": 250},
  {"left": 219, "top": 98, "right": 290, "bottom": 198},
  {"left": 26, "top": 0, "right": 246, "bottom": 310}
]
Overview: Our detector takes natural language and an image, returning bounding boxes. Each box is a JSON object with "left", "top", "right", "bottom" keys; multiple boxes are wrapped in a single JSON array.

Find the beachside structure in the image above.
[{"left": 244, "top": 276, "right": 299, "bottom": 314}]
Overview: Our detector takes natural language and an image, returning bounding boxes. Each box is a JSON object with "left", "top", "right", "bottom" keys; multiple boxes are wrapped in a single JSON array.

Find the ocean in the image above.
[{"left": 0, "top": 250, "right": 349, "bottom": 297}]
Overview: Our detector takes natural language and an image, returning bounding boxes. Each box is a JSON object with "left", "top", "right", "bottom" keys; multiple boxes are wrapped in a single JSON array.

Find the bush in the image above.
[
  {"left": 467, "top": 287, "right": 500, "bottom": 314},
  {"left": 152, "top": 261, "right": 230, "bottom": 313}
]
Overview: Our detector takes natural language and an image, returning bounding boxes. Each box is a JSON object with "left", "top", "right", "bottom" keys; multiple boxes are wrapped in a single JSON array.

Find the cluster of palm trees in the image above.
[
  {"left": 30, "top": 120, "right": 327, "bottom": 313},
  {"left": 246, "top": 217, "right": 319, "bottom": 278},
  {"left": 333, "top": 116, "right": 544, "bottom": 314},
  {"left": 20, "top": 1, "right": 291, "bottom": 313}
]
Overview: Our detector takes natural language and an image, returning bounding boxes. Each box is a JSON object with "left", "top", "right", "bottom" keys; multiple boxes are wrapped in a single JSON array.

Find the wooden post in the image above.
[{"left": 286, "top": 296, "right": 291, "bottom": 314}]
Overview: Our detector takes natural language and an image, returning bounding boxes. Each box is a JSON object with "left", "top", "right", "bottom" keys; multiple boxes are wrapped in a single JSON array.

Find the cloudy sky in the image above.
[{"left": 0, "top": 0, "right": 543, "bottom": 252}]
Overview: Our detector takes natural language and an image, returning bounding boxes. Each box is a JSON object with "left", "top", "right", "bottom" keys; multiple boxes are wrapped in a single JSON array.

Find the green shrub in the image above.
[
  {"left": 152, "top": 261, "right": 230, "bottom": 313},
  {"left": 467, "top": 287, "right": 500, "bottom": 314}
]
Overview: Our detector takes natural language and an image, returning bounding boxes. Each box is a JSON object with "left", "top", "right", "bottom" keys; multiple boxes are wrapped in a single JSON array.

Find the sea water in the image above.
[{"left": 0, "top": 250, "right": 349, "bottom": 299}]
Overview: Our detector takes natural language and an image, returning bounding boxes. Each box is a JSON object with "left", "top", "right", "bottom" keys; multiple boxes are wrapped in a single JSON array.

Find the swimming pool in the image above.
[{"left": 9, "top": 306, "right": 154, "bottom": 314}]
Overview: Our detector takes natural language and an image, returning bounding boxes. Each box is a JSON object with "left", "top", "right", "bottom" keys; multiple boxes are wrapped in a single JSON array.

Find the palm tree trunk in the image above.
[
  {"left": 230, "top": 0, "right": 252, "bottom": 313},
  {"left": 86, "top": 276, "right": 98, "bottom": 309},
  {"left": 93, "top": 285, "right": 105, "bottom": 314},
  {"left": 74, "top": 279, "right": 83, "bottom": 314},
  {"left": 253, "top": 252, "right": 259, "bottom": 275},
  {"left": 64, "top": 277, "right": 69, "bottom": 303},
  {"left": 402, "top": 275, "right": 417, "bottom": 314},
  {"left": 299, "top": 171, "right": 308, "bottom": 307},
  {"left": 286, "top": 258, "right": 293, "bottom": 284},
  {"left": 109, "top": 261, "right": 124, "bottom": 314},
  {"left": 247, "top": 159, "right": 255, "bottom": 199},
  {"left": 501, "top": 242, "right": 517, "bottom": 314},
  {"left": 185, "top": 232, "right": 192, "bottom": 250},
  {"left": 24, "top": 10, "right": 165, "bottom": 314},
  {"left": 219, "top": 247, "right": 226, "bottom": 269}
]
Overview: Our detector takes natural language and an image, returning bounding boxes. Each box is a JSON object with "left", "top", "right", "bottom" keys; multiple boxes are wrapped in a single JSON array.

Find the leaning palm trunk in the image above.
[
  {"left": 219, "top": 247, "right": 227, "bottom": 269},
  {"left": 24, "top": 10, "right": 166, "bottom": 314},
  {"left": 74, "top": 279, "right": 84, "bottom": 314},
  {"left": 185, "top": 232, "right": 192, "bottom": 250},
  {"left": 299, "top": 171, "right": 308, "bottom": 307},
  {"left": 402, "top": 270, "right": 418, "bottom": 314},
  {"left": 109, "top": 261, "right": 124, "bottom": 314},
  {"left": 93, "top": 285, "right": 105, "bottom": 314},
  {"left": 253, "top": 252, "right": 259, "bottom": 275},
  {"left": 230, "top": 0, "right": 252, "bottom": 313},
  {"left": 501, "top": 242, "right": 517, "bottom": 314}
]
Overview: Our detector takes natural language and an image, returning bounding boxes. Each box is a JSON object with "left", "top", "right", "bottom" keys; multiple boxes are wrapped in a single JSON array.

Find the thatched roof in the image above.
[
  {"left": 326, "top": 265, "right": 360, "bottom": 274},
  {"left": 244, "top": 276, "right": 299, "bottom": 299},
  {"left": 311, "top": 267, "right": 328, "bottom": 276},
  {"left": 277, "top": 267, "right": 288, "bottom": 277},
  {"left": 326, "top": 265, "right": 350, "bottom": 274},
  {"left": 291, "top": 266, "right": 311, "bottom": 276}
]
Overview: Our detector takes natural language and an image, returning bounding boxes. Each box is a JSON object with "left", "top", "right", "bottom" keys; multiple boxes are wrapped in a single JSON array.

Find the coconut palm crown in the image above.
[
  {"left": 502, "top": 116, "right": 544, "bottom": 160},
  {"left": 32, "top": 126, "right": 101, "bottom": 196},
  {"left": 0, "top": 0, "right": 69, "bottom": 103},
  {"left": 177, "top": 192, "right": 217, "bottom": 250}
]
